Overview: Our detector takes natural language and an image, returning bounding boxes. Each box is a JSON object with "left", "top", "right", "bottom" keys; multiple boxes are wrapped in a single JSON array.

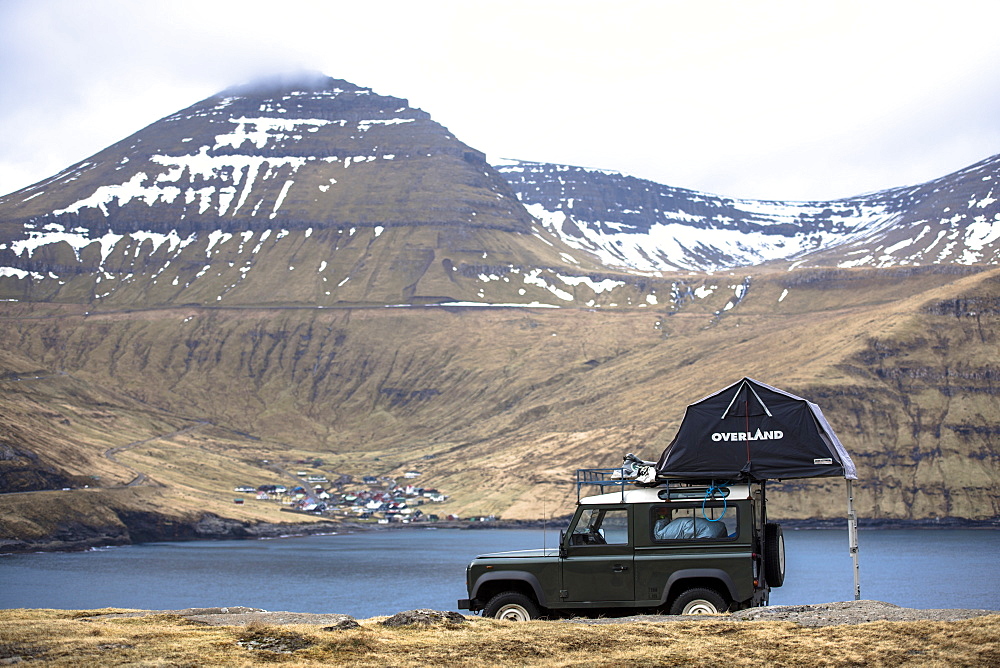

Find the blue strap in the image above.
[{"left": 702, "top": 481, "right": 728, "bottom": 521}]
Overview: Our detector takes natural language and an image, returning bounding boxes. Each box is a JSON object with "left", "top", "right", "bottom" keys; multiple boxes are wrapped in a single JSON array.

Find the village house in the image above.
[{"left": 226, "top": 472, "right": 452, "bottom": 521}]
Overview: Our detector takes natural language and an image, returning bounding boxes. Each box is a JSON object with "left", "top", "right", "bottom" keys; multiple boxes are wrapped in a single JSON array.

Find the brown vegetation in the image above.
[
  {"left": 1, "top": 264, "right": 998, "bottom": 548},
  {"left": 1, "top": 608, "right": 997, "bottom": 667}
]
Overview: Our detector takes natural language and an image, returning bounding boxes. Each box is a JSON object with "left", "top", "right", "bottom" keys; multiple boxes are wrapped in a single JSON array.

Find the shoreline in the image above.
[{"left": 2, "top": 513, "right": 998, "bottom": 555}]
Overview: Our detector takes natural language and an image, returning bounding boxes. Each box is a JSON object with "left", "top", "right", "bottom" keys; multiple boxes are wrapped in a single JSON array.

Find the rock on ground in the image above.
[{"left": 380, "top": 609, "right": 467, "bottom": 627}]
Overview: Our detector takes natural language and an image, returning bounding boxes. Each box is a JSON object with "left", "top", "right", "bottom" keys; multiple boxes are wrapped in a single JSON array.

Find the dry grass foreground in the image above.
[{"left": 1, "top": 608, "right": 998, "bottom": 667}]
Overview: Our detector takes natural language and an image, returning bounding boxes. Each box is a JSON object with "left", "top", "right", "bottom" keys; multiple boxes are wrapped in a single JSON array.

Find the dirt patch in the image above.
[
  {"left": 730, "top": 600, "right": 999, "bottom": 626},
  {"left": 84, "top": 607, "right": 360, "bottom": 627}
]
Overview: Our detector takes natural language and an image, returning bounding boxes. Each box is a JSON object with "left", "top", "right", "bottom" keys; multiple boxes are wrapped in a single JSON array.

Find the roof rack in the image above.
[
  {"left": 574, "top": 466, "right": 677, "bottom": 502},
  {"left": 575, "top": 467, "right": 633, "bottom": 502},
  {"left": 576, "top": 466, "right": 745, "bottom": 503},
  {"left": 574, "top": 453, "right": 663, "bottom": 501}
]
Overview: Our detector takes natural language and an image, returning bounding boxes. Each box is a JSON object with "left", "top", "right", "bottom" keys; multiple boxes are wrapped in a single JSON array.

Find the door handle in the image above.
[{"left": 612, "top": 564, "right": 629, "bottom": 572}]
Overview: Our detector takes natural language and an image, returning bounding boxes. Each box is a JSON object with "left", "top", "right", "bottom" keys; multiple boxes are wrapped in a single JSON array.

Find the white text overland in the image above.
[{"left": 711, "top": 430, "right": 783, "bottom": 442}]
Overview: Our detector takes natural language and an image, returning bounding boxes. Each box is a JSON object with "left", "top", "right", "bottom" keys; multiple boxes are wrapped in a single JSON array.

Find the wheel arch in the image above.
[
  {"left": 661, "top": 569, "right": 738, "bottom": 606},
  {"left": 471, "top": 571, "right": 547, "bottom": 607}
]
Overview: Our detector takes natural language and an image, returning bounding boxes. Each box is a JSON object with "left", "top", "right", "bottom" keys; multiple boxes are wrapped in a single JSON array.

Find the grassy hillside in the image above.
[{"left": 1, "top": 264, "right": 997, "bottom": 541}]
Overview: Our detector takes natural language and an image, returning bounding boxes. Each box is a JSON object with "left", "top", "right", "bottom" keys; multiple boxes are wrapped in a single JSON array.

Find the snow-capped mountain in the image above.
[
  {"left": 0, "top": 73, "right": 531, "bottom": 235},
  {"left": 1, "top": 74, "right": 642, "bottom": 308},
  {"left": 1, "top": 71, "right": 998, "bottom": 314},
  {"left": 496, "top": 154, "right": 1000, "bottom": 272}
]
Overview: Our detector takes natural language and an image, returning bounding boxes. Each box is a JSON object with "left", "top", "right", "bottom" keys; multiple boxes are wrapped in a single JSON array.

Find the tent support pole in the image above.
[{"left": 847, "top": 478, "right": 860, "bottom": 600}]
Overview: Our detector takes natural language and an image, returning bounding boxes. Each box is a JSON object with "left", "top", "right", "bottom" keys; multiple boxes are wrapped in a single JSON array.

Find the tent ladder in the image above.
[{"left": 846, "top": 479, "right": 860, "bottom": 600}]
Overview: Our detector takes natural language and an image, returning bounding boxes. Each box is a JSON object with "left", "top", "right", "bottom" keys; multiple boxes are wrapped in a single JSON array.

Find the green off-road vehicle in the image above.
[{"left": 458, "top": 471, "right": 784, "bottom": 620}]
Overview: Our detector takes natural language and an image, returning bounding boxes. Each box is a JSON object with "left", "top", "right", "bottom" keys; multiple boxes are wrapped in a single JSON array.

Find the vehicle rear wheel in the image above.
[
  {"left": 764, "top": 522, "right": 785, "bottom": 587},
  {"left": 669, "top": 587, "right": 727, "bottom": 615},
  {"left": 483, "top": 591, "right": 540, "bottom": 621}
]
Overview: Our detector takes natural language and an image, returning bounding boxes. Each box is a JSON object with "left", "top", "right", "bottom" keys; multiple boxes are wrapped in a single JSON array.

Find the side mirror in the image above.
[{"left": 558, "top": 530, "right": 567, "bottom": 559}]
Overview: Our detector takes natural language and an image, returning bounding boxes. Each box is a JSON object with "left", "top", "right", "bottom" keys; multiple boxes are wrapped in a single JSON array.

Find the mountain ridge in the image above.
[{"left": 497, "top": 153, "right": 1000, "bottom": 273}]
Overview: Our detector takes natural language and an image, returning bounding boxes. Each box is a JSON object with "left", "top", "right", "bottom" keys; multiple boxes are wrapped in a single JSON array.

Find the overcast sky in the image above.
[{"left": 2, "top": 0, "right": 999, "bottom": 202}]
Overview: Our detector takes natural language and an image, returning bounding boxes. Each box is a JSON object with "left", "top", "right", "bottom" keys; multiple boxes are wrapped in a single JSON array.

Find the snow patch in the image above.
[
  {"left": 694, "top": 285, "right": 716, "bottom": 298},
  {"left": 356, "top": 118, "right": 415, "bottom": 132},
  {"left": 557, "top": 275, "right": 624, "bottom": 293},
  {"left": 523, "top": 269, "right": 574, "bottom": 301},
  {"left": 270, "top": 181, "right": 294, "bottom": 219},
  {"left": 214, "top": 116, "right": 332, "bottom": 150},
  {"left": 965, "top": 218, "right": 1000, "bottom": 251}
]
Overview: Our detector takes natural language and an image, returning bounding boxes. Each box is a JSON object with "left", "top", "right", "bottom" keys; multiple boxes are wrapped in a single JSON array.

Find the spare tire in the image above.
[{"left": 764, "top": 522, "right": 785, "bottom": 587}]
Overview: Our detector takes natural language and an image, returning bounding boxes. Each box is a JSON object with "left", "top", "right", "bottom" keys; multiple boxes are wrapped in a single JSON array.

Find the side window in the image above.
[
  {"left": 570, "top": 507, "right": 629, "bottom": 545},
  {"left": 650, "top": 504, "right": 738, "bottom": 541},
  {"left": 600, "top": 509, "right": 629, "bottom": 544}
]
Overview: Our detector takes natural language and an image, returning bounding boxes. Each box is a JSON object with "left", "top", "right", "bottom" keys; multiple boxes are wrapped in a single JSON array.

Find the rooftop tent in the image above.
[
  {"left": 653, "top": 377, "right": 861, "bottom": 601},
  {"left": 655, "top": 377, "right": 857, "bottom": 481}
]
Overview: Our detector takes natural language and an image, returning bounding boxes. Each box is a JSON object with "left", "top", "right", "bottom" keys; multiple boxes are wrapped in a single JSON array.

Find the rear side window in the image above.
[{"left": 650, "top": 504, "right": 738, "bottom": 541}]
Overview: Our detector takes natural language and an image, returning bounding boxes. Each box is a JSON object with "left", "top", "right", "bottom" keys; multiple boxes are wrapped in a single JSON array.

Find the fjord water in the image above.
[{"left": 1, "top": 529, "right": 997, "bottom": 618}]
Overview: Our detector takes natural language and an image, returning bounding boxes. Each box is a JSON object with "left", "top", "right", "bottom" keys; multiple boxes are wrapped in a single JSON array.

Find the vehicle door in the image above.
[{"left": 561, "top": 505, "right": 634, "bottom": 602}]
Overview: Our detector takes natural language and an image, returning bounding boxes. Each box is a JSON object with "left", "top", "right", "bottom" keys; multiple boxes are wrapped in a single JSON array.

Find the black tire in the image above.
[
  {"left": 483, "top": 591, "right": 540, "bottom": 621},
  {"left": 764, "top": 522, "right": 785, "bottom": 587},
  {"left": 669, "top": 587, "right": 727, "bottom": 615}
]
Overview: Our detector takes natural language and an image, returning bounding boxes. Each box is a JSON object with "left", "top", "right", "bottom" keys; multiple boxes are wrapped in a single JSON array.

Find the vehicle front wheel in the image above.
[
  {"left": 669, "top": 587, "right": 727, "bottom": 615},
  {"left": 483, "top": 591, "right": 540, "bottom": 621}
]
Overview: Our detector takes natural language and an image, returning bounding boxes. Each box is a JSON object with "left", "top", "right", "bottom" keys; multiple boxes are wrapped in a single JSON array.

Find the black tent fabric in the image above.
[{"left": 655, "top": 378, "right": 857, "bottom": 481}]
